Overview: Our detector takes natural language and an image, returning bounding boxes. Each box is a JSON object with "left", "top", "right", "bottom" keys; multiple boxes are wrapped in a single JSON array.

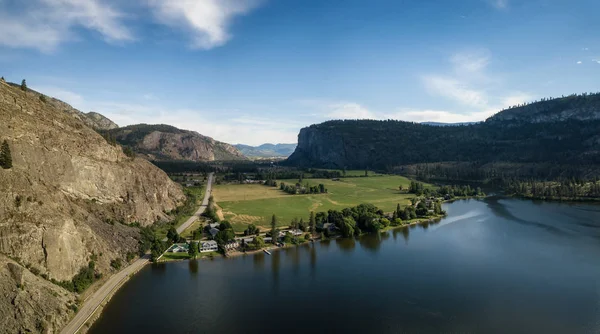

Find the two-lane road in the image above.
[
  {"left": 60, "top": 172, "right": 214, "bottom": 334},
  {"left": 59, "top": 255, "right": 150, "bottom": 334},
  {"left": 175, "top": 172, "right": 214, "bottom": 235}
]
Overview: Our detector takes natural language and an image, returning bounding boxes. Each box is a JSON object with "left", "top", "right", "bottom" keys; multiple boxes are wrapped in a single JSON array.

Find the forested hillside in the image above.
[{"left": 287, "top": 93, "right": 600, "bottom": 177}]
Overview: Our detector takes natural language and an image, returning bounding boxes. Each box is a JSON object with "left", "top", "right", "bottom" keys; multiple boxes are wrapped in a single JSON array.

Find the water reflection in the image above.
[
  {"left": 335, "top": 237, "right": 356, "bottom": 253},
  {"left": 253, "top": 252, "right": 265, "bottom": 269},
  {"left": 271, "top": 250, "right": 281, "bottom": 293},
  {"left": 309, "top": 244, "right": 317, "bottom": 276},
  {"left": 391, "top": 227, "right": 410, "bottom": 244},
  {"left": 358, "top": 232, "right": 382, "bottom": 253},
  {"left": 188, "top": 259, "right": 199, "bottom": 274},
  {"left": 151, "top": 262, "right": 167, "bottom": 275},
  {"left": 485, "top": 197, "right": 565, "bottom": 235}
]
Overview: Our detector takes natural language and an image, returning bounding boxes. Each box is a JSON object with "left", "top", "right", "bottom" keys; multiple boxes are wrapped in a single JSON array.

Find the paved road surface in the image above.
[
  {"left": 175, "top": 172, "right": 214, "bottom": 235},
  {"left": 60, "top": 173, "right": 214, "bottom": 334},
  {"left": 59, "top": 255, "right": 149, "bottom": 334}
]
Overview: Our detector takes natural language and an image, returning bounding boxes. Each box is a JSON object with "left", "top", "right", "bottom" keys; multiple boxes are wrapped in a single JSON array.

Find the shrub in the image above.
[{"left": 110, "top": 258, "right": 122, "bottom": 270}]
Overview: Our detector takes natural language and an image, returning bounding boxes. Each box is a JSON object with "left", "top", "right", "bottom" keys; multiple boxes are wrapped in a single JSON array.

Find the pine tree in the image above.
[
  {"left": 20, "top": 79, "right": 27, "bottom": 91},
  {"left": 0, "top": 140, "right": 12, "bottom": 169},
  {"left": 309, "top": 211, "right": 316, "bottom": 235},
  {"left": 270, "top": 214, "right": 278, "bottom": 244}
]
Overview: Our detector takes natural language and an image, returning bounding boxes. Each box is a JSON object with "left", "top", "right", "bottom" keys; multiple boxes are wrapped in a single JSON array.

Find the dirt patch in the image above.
[{"left": 214, "top": 203, "right": 225, "bottom": 221}]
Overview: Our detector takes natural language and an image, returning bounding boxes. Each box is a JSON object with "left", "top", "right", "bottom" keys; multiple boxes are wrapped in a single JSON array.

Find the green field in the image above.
[{"left": 214, "top": 175, "right": 428, "bottom": 231}]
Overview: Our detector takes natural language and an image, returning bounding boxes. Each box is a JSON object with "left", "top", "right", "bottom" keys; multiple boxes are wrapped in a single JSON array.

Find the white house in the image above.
[
  {"left": 200, "top": 241, "right": 218, "bottom": 253},
  {"left": 289, "top": 229, "right": 303, "bottom": 236},
  {"left": 224, "top": 240, "right": 239, "bottom": 251},
  {"left": 170, "top": 244, "right": 189, "bottom": 253}
]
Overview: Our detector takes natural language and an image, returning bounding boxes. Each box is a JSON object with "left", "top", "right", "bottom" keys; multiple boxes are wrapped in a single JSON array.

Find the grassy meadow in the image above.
[{"left": 214, "top": 175, "right": 429, "bottom": 231}]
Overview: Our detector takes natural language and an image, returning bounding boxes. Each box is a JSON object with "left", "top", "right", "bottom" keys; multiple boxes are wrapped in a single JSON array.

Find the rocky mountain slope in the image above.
[
  {"left": 7, "top": 81, "right": 118, "bottom": 131},
  {"left": 287, "top": 93, "right": 600, "bottom": 169},
  {"left": 0, "top": 81, "right": 184, "bottom": 333},
  {"left": 105, "top": 124, "right": 246, "bottom": 162},
  {"left": 234, "top": 143, "right": 296, "bottom": 158}
]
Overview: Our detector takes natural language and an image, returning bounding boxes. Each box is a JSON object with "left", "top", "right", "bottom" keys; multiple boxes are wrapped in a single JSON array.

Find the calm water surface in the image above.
[{"left": 90, "top": 198, "right": 600, "bottom": 333}]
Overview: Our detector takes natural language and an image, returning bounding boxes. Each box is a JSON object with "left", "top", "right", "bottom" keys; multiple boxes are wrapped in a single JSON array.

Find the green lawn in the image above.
[
  {"left": 214, "top": 175, "right": 429, "bottom": 231},
  {"left": 155, "top": 185, "right": 205, "bottom": 240}
]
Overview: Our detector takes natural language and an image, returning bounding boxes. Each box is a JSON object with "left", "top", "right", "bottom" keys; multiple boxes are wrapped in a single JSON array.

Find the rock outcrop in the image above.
[
  {"left": 287, "top": 93, "right": 600, "bottom": 169},
  {"left": 0, "top": 255, "right": 76, "bottom": 333},
  {"left": 0, "top": 81, "right": 185, "bottom": 332},
  {"left": 106, "top": 124, "right": 246, "bottom": 161}
]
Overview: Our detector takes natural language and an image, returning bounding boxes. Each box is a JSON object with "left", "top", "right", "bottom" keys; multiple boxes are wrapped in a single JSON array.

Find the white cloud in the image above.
[
  {"left": 502, "top": 93, "right": 534, "bottom": 108},
  {"left": 0, "top": 0, "right": 132, "bottom": 52},
  {"left": 386, "top": 109, "right": 491, "bottom": 123},
  {"left": 423, "top": 76, "right": 489, "bottom": 108},
  {"left": 450, "top": 50, "right": 491, "bottom": 74},
  {"left": 577, "top": 61, "right": 582, "bottom": 64},
  {"left": 327, "top": 102, "right": 376, "bottom": 119},
  {"left": 147, "top": 0, "right": 263, "bottom": 49}
]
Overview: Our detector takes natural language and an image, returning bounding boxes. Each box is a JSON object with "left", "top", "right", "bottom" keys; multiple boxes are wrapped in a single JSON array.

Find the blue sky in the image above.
[{"left": 1, "top": 0, "right": 599, "bottom": 145}]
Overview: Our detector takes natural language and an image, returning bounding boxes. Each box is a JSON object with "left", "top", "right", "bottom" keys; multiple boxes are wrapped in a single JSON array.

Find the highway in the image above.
[{"left": 60, "top": 172, "right": 214, "bottom": 334}]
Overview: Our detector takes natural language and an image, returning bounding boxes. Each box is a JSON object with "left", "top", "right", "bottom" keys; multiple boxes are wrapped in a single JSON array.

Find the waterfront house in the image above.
[
  {"left": 289, "top": 229, "right": 303, "bottom": 236},
  {"left": 224, "top": 240, "right": 239, "bottom": 251},
  {"left": 171, "top": 244, "right": 189, "bottom": 253},
  {"left": 209, "top": 227, "right": 220, "bottom": 238},
  {"left": 200, "top": 240, "right": 218, "bottom": 253}
]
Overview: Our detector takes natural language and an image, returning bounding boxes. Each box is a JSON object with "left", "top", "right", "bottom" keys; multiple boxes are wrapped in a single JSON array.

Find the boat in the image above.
[{"left": 263, "top": 249, "right": 271, "bottom": 255}]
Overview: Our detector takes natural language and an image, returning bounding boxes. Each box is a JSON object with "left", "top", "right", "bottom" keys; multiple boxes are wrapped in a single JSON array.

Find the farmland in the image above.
[{"left": 213, "top": 175, "right": 430, "bottom": 231}]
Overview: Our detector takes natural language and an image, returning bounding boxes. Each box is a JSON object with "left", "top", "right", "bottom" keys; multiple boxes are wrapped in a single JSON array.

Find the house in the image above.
[
  {"left": 170, "top": 243, "right": 189, "bottom": 253},
  {"left": 209, "top": 227, "right": 220, "bottom": 238},
  {"left": 224, "top": 240, "right": 239, "bottom": 251},
  {"left": 200, "top": 240, "right": 218, "bottom": 253},
  {"left": 289, "top": 229, "right": 303, "bottom": 236},
  {"left": 209, "top": 223, "right": 219, "bottom": 229}
]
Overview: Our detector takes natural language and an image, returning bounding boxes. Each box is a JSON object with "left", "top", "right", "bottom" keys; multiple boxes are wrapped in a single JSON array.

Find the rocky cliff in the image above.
[
  {"left": 106, "top": 124, "right": 247, "bottom": 162},
  {"left": 7, "top": 82, "right": 119, "bottom": 131},
  {"left": 0, "top": 81, "right": 185, "bottom": 333},
  {"left": 287, "top": 93, "right": 600, "bottom": 169}
]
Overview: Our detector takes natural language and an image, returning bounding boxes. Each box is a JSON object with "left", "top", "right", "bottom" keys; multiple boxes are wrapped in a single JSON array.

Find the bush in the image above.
[
  {"left": 39, "top": 94, "right": 47, "bottom": 103},
  {"left": 110, "top": 258, "right": 122, "bottom": 270},
  {"left": 304, "top": 233, "right": 311, "bottom": 240}
]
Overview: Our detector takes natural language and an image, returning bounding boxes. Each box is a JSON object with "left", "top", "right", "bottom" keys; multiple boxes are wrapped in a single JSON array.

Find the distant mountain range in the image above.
[
  {"left": 421, "top": 121, "right": 478, "bottom": 126},
  {"left": 235, "top": 143, "right": 297, "bottom": 158}
]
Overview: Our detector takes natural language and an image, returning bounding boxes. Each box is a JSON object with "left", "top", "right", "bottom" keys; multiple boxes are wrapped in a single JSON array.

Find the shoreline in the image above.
[{"left": 65, "top": 196, "right": 473, "bottom": 332}]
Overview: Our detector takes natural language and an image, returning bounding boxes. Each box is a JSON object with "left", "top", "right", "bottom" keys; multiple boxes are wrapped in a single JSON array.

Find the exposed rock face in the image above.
[
  {"left": 0, "top": 81, "right": 185, "bottom": 332},
  {"left": 7, "top": 82, "right": 119, "bottom": 131},
  {"left": 107, "top": 124, "right": 246, "bottom": 161},
  {"left": 0, "top": 255, "right": 76, "bottom": 334}
]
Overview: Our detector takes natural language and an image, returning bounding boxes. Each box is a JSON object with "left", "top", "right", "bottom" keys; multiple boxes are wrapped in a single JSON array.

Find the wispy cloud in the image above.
[
  {"left": 147, "top": 0, "right": 263, "bottom": 49},
  {"left": 0, "top": 0, "right": 133, "bottom": 52},
  {"left": 422, "top": 76, "right": 489, "bottom": 108},
  {"left": 489, "top": 0, "right": 508, "bottom": 9},
  {"left": 577, "top": 61, "right": 582, "bottom": 64},
  {"left": 327, "top": 102, "right": 376, "bottom": 119}
]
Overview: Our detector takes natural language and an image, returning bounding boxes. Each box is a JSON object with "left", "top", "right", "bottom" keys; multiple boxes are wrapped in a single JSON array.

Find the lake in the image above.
[{"left": 89, "top": 198, "right": 600, "bottom": 333}]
